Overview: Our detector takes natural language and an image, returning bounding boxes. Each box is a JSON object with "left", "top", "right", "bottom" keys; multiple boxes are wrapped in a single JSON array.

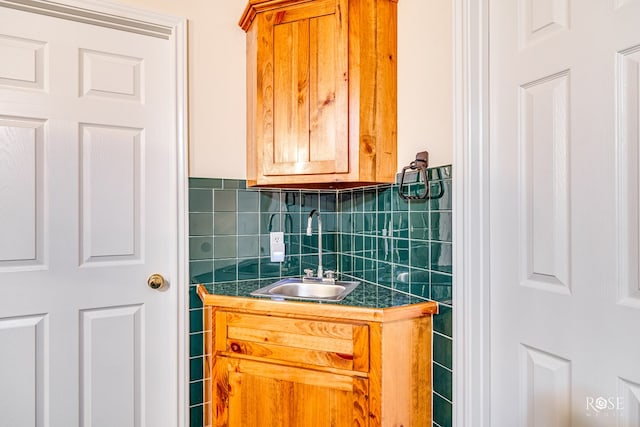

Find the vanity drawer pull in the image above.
[{"left": 229, "top": 342, "right": 244, "bottom": 354}]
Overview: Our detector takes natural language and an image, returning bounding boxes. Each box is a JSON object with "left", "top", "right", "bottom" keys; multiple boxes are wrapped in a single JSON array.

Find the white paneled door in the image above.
[
  {"left": 0, "top": 3, "right": 183, "bottom": 427},
  {"left": 490, "top": 0, "right": 640, "bottom": 426}
]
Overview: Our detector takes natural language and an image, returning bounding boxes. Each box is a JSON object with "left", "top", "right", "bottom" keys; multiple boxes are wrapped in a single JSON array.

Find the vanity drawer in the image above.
[{"left": 214, "top": 311, "right": 369, "bottom": 373}]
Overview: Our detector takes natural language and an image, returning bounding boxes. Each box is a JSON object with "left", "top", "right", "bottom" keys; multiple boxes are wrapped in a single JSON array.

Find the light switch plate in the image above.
[{"left": 270, "top": 232, "right": 285, "bottom": 262}]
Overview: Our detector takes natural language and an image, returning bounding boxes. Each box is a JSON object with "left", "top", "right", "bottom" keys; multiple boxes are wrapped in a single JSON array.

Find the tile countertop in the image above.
[{"left": 197, "top": 277, "right": 439, "bottom": 317}]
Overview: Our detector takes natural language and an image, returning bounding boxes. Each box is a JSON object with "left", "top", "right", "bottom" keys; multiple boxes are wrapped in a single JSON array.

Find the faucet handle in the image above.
[
  {"left": 324, "top": 270, "right": 335, "bottom": 279},
  {"left": 304, "top": 268, "right": 315, "bottom": 278}
]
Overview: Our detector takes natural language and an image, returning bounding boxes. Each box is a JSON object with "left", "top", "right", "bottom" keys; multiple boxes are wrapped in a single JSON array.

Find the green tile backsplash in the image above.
[{"left": 187, "top": 168, "right": 453, "bottom": 427}]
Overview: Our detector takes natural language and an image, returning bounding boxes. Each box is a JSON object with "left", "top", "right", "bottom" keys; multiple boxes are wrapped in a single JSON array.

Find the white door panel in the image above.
[
  {"left": 0, "top": 34, "right": 46, "bottom": 91},
  {"left": 0, "top": 5, "right": 179, "bottom": 427},
  {"left": 0, "top": 117, "right": 46, "bottom": 269},
  {"left": 491, "top": 0, "right": 640, "bottom": 425},
  {"left": 0, "top": 315, "right": 47, "bottom": 427},
  {"left": 617, "top": 45, "right": 640, "bottom": 309},
  {"left": 80, "top": 305, "right": 143, "bottom": 427}
]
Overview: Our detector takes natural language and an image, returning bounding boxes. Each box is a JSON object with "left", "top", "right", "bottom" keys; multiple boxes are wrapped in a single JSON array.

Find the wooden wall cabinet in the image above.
[
  {"left": 199, "top": 289, "right": 436, "bottom": 426},
  {"left": 240, "top": 0, "right": 398, "bottom": 188}
]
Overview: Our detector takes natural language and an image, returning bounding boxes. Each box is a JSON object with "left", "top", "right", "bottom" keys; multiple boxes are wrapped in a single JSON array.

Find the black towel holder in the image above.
[{"left": 398, "top": 151, "right": 430, "bottom": 201}]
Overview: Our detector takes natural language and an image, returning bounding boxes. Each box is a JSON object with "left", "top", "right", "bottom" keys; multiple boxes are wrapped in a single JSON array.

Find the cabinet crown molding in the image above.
[
  {"left": 239, "top": 0, "right": 398, "bottom": 32},
  {"left": 239, "top": 0, "right": 314, "bottom": 31}
]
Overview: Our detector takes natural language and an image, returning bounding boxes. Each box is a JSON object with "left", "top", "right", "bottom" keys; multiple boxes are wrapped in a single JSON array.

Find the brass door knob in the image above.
[{"left": 147, "top": 273, "right": 168, "bottom": 290}]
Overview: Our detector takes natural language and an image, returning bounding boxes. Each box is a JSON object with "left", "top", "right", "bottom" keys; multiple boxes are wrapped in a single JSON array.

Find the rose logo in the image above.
[{"left": 595, "top": 397, "right": 608, "bottom": 411}]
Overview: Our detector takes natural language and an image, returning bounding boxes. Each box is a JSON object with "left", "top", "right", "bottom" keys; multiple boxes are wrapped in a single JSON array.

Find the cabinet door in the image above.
[
  {"left": 260, "top": 0, "right": 349, "bottom": 177},
  {"left": 213, "top": 357, "right": 368, "bottom": 427}
]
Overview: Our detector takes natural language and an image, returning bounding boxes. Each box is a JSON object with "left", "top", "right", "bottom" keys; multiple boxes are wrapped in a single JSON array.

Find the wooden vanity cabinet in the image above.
[
  {"left": 239, "top": 0, "right": 398, "bottom": 188},
  {"left": 208, "top": 311, "right": 369, "bottom": 426},
  {"left": 199, "top": 289, "right": 437, "bottom": 426}
]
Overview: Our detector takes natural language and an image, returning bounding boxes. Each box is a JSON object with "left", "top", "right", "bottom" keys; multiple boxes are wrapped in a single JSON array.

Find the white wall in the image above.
[
  {"left": 398, "top": 0, "right": 453, "bottom": 171},
  {"left": 114, "top": 0, "right": 452, "bottom": 178}
]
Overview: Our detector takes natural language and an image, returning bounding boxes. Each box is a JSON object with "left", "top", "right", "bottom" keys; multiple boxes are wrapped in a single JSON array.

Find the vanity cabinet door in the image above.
[{"left": 213, "top": 357, "right": 369, "bottom": 427}]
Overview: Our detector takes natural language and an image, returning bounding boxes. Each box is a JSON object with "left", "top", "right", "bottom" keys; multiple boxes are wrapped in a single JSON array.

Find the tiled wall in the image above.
[
  {"left": 188, "top": 166, "right": 453, "bottom": 427},
  {"left": 337, "top": 167, "right": 453, "bottom": 427},
  {"left": 187, "top": 180, "right": 340, "bottom": 424}
]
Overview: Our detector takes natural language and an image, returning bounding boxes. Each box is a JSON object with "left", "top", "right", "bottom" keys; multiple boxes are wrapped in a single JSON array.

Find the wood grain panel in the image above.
[
  {"left": 226, "top": 339, "right": 354, "bottom": 370},
  {"left": 367, "top": 322, "right": 383, "bottom": 425},
  {"left": 245, "top": 23, "right": 258, "bottom": 185},
  {"left": 214, "top": 310, "right": 227, "bottom": 353},
  {"left": 241, "top": 0, "right": 331, "bottom": 30},
  {"left": 227, "top": 326, "right": 353, "bottom": 354},
  {"left": 272, "top": 0, "right": 334, "bottom": 24},
  {"left": 226, "top": 311, "right": 354, "bottom": 338},
  {"left": 223, "top": 357, "right": 368, "bottom": 426},
  {"left": 203, "top": 305, "right": 213, "bottom": 427},
  {"left": 222, "top": 312, "right": 368, "bottom": 371},
  {"left": 230, "top": 357, "right": 355, "bottom": 391},
  {"left": 351, "top": 0, "right": 376, "bottom": 181},
  {"left": 212, "top": 356, "right": 230, "bottom": 427},
  {"left": 352, "top": 324, "right": 369, "bottom": 372},
  {"left": 373, "top": 0, "right": 398, "bottom": 181},
  {"left": 266, "top": 0, "right": 349, "bottom": 177},
  {"left": 309, "top": 15, "right": 335, "bottom": 163},
  {"left": 256, "top": 12, "right": 274, "bottom": 186},
  {"left": 381, "top": 317, "right": 432, "bottom": 427},
  {"left": 273, "top": 18, "right": 310, "bottom": 165}
]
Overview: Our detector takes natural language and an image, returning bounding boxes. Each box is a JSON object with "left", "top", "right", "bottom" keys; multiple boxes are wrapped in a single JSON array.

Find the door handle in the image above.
[{"left": 147, "top": 273, "right": 168, "bottom": 291}]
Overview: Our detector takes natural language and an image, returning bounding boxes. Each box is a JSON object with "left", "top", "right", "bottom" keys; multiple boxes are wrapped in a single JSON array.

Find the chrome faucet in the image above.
[{"left": 306, "top": 209, "right": 323, "bottom": 279}]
